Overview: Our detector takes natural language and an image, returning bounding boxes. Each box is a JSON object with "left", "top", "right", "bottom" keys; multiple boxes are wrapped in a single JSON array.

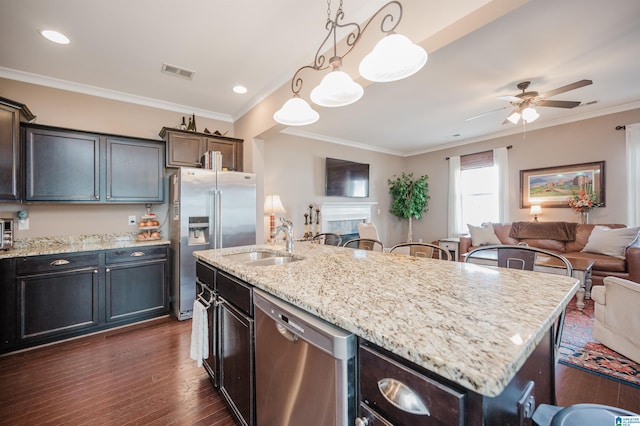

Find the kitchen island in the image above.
[{"left": 194, "top": 242, "right": 580, "bottom": 424}]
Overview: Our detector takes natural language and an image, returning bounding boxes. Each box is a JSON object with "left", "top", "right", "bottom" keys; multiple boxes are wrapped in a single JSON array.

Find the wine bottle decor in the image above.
[
  {"left": 180, "top": 116, "right": 187, "bottom": 130},
  {"left": 192, "top": 114, "right": 197, "bottom": 132}
]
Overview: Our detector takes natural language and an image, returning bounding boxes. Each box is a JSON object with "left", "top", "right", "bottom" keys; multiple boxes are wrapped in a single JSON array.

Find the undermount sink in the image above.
[
  {"left": 244, "top": 256, "right": 301, "bottom": 267},
  {"left": 223, "top": 250, "right": 279, "bottom": 262},
  {"left": 223, "top": 250, "right": 303, "bottom": 266}
]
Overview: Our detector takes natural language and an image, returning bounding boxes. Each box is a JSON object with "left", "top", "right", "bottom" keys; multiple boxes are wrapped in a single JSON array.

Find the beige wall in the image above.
[
  {"left": 404, "top": 108, "right": 640, "bottom": 243},
  {"left": 261, "top": 133, "right": 406, "bottom": 246},
  {"left": 0, "top": 78, "right": 232, "bottom": 239}
]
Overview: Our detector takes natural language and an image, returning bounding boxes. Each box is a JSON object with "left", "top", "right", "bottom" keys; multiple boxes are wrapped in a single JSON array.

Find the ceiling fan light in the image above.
[
  {"left": 359, "top": 33, "right": 428, "bottom": 82},
  {"left": 273, "top": 96, "right": 319, "bottom": 126},
  {"left": 310, "top": 69, "right": 363, "bottom": 107},
  {"left": 507, "top": 111, "right": 521, "bottom": 124},
  {"left": 522, "top": 106, "right": 539, "bottom": 123}
]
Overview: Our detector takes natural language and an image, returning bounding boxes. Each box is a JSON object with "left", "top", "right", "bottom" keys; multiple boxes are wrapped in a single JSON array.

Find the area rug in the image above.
[{"left": 558, "top": 297, "right": 639, "bottom": 388}]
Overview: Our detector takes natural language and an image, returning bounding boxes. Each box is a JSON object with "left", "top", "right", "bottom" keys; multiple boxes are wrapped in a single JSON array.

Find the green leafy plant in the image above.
[{"left": 387, "top": 172, "right": 430, "bottom": 242}]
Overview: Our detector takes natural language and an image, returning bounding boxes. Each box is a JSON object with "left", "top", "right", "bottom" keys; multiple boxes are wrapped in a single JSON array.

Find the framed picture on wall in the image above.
[{"left": 520, "top": 161, "right": 605, "bottom": 208}]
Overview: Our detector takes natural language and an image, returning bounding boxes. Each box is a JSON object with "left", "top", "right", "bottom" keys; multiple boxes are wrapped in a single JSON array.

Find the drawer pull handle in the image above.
[
  {"left": 276, "top": 323, "right": 299, "bottom": 343},
  {"left": 130, "top": 251, "right": 146, "bottom": 257},
  {"left": 50, "top": 259, "right": 70, "bottom": 266},
  {"left": 377, "top": 378, "right": 430, "bottom": 416}
]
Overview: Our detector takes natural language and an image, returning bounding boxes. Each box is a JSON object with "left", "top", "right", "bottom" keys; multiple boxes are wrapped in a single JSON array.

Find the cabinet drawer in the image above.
[
  {"left": 16, "top": 252, "right": 99, "bottom": 276},
  {"left": 196, "top": 261, "right": 215, "bottom": 287},
  {"left": 106, "top": 246, "right": 167, "bottom": 264},
  {"left": 217, "top": 271, "right": 252, "bottom": 316},
  {"left": 359, "top": 344, "right": 465, "bottom": 426},
  {"left": 439, "top": 241, "right": 457, "bottom": 251}
]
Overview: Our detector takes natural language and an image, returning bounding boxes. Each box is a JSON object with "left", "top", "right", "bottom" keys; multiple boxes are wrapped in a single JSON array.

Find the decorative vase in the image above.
[{"left": 579, "top": 211, "right": 589, "bottom": 225}]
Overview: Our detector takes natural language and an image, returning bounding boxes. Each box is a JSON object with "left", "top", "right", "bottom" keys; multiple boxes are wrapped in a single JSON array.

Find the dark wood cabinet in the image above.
[
  {"left": 160, "top": 127, "right": 243, "bottom": 171},
  {"left": 105, "top": 246, "right": 168, "bottom": 323},
  {"left": 3, "top": 244, "right": 169, "bottom": 354},
  {"left": 16, "top": 252, "right": 100, "bottom": 344},
  {"left": 0, "top": 98, "right": 35, "bottom": 202},
  {"left": 0, "top": 258, "right": 17, "bottom": 352},
  {"left": 106, "top": 137, "right": 164, "bottom": 202},
  {"left": 196, "top": 261, "right": 218, "bottom": 385},
  {"left": 23, "top": 124, "right": 165, "bottom": 203}
]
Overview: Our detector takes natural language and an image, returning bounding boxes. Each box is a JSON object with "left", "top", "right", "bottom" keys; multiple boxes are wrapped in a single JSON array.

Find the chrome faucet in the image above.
[{"left": 275, "top": 218, "right": 294, "bottom": 252}]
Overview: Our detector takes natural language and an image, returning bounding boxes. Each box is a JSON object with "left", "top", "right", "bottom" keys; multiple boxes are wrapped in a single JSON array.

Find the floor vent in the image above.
[{"left": 161, "top": 63, "right": 195, "bottom": 80}]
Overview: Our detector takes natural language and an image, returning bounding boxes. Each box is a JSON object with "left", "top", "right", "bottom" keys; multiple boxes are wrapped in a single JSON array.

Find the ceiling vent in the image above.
[{"left": 161, "top": 63, "right": 195, "bottom": 80}]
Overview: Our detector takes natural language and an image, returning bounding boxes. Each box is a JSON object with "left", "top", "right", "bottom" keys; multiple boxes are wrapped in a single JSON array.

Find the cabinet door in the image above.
[
  {"left": 219, "top": 300, "right": 254, "bottom": 426},
  {"left": 166, "top": 132, "right": 204, "bottom": 167},
  {"left": 106, "top": 137, "right": 165, "bottom": 202},
  {"left": 18, "top": 268, "right": 100, "bottom": 342},
  {"left": 205, "top": 137, "right": 241, "bottom": 171},
  {"left": 0, "top": 104, "right": 21, "bottom": 201},
  {"left": 0, "top": 259, "right": 16, "bottom": 353},
  {"left": 106, "top": 259, "right": 168, "bottom": 323},
  {"left": 24, "top": 127, "right": 100, "bottom": 202}
]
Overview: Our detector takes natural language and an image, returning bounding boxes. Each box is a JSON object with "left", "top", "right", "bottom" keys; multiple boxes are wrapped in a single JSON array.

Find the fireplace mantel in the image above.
[{"left": 321, "top": 202, "right": 377, "bottom": 236}]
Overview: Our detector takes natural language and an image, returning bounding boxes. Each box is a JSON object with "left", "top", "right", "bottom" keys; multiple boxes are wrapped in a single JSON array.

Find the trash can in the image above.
[{"left": 533, "top": 403, "right": 639, "bottom": 426}]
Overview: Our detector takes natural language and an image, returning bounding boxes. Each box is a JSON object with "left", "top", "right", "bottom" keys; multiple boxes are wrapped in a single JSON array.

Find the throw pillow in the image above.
[
  {"left": 581, "top": 226, "right": 640, "bottom": 259},
  {"left": 468, "top": 223, "right": 501, "bottom": 246}
]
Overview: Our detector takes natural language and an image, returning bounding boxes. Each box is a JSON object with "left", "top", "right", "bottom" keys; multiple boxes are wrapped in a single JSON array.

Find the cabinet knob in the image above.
[
  {"left": 95, "top": 195, "right": 99, "bottom": 199},
  {"left": 105, "top": 268, "right": 110, "bottom": 273},
  {"left": 94, "top": 269, "right": 99, "bottom": 274},
  {"left": 355, "top": 418, "right": 369, "bottom": 426},
  {"left": 106, "top": 195, "right": 111, "bottom": 199}
]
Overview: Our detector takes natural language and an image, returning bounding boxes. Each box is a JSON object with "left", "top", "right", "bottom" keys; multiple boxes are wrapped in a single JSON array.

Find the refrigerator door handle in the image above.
[{"left": 214, "top": 189, "right": 222, "bottom": 248}]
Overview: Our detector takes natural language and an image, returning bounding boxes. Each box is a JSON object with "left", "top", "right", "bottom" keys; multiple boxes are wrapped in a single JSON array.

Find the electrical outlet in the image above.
[
  {"left": 517, "top": 381, "right": 536, "bottom": 423},
  {"left": 128, "top": 215, "right": 136, "bottom": 225}
]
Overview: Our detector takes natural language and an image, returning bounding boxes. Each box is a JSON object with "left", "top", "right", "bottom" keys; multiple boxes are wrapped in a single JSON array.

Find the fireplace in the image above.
[{"left": 321, "top": 202, "right": 377, "bottom": 241}]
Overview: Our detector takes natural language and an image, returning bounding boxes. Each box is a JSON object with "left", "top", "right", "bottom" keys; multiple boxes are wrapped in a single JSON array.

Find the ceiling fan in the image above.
[{"left": 467, "top": 79, "right": 593, "bottom": 124}]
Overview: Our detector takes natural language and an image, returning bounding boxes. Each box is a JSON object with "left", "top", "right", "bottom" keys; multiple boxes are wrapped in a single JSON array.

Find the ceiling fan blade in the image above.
[
  {"left": 465, "top": 106, "right": 508, "bottom": 121},
  {"left": 535, "top": 99, "right": 581, "bottom": 108},
  {"left": 539, "top": 79, "right": 593, "bottom": 99},
  {"left": 497, "top": 95, "right": 522, "bottom": 103}
]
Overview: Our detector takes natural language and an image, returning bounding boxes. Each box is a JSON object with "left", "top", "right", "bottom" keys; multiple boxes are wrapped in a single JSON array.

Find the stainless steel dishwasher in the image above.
[{"left": 253, "top": 289, "right": 356, "bottom": 426}]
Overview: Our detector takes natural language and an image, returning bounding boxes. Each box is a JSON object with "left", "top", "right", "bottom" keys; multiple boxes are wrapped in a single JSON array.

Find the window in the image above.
[
  {"left": 448, "top": 147, "right": 508, "bottom": 237},
  {"left": 460, "top": 150, "right": 499, "bottom": 232},
  {"left": 461, "top": 165, "right": 499, "bottom": 229}
]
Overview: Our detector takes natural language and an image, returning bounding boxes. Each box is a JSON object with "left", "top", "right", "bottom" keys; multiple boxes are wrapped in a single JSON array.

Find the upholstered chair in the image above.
[{"left": 592, "top": 276, "right": 640, "bottom": 363}]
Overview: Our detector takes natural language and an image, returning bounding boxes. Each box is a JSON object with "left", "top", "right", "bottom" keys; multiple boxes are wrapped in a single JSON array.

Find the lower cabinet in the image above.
[
  {"left": 3, "top": 245, "right": 169, "bottom": 353},
  {"left": 105, "top": 246, "right": 168, "bottom": 323},
  {"left": 16, "top": 252, "right": 100, "bottom": 345},
  {"left": 217, "top": 271, "right": 255, "bottom": 426}
]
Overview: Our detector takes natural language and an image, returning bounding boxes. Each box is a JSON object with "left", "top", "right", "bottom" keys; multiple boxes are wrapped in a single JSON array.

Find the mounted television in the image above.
[{"left": 325, "top": 157, "right": 369, "bottom": 198}]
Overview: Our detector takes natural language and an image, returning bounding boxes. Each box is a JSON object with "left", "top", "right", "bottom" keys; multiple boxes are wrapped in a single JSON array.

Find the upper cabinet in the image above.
[
  {"left": 160, "top": 127, "right": 243, "bottom": 171},
  {"left": 0, "top": 97, "right": 35, "bottom": 202},
  {"left": 23, "top": 124, "right": 165, "bottom": 203}
]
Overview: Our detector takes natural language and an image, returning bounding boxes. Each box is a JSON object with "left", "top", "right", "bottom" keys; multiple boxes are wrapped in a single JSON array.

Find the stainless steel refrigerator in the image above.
[{"left": 170, "top": 167, "right": 256, "bottom": 320}]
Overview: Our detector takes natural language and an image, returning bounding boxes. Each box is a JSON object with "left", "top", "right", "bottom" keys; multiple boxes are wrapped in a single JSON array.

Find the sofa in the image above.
[
  {"left": 592, "top": 276, "right": 640, "bottom": 363},
  {"left": 459, "top": 222, "right": 640, "bottom": 287}
]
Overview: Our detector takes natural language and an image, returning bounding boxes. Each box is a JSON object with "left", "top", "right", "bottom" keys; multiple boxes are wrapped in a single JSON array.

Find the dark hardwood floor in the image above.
[{"left": 1, "top": 318, "right": 637, "bottom": 425}]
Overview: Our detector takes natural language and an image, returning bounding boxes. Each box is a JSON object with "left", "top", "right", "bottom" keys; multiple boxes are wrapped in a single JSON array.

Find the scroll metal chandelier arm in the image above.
[{"left": 287, "top": 0, "right": 404, "bottom": 96}]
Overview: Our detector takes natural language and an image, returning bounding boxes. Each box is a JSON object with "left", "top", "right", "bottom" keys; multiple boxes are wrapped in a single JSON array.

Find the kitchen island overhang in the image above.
[{"left": 193, "top": 242, "right": 579, "bottom": 398}]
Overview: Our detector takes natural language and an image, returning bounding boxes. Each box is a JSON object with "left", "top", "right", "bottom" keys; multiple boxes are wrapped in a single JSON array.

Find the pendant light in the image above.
[{"left": 274, "top": 1, "right": 427, "bottom": 126}]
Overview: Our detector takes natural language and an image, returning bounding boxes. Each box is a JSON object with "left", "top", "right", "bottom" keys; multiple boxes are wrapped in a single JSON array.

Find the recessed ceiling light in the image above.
[
  {"left": 233, "top": 85, "right": 247, "bottom": 94},
  {"left": 39, "top": 29, "right": 70, "bottom": 45}
]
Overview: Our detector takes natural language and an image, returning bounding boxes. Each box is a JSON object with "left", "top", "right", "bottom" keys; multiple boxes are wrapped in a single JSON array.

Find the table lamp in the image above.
[
  {"left": 530, "top": 205, "right": 542, "bottom": 222},
  {"left": 264, "top": 195, "right": 286, "bottom": 242}
]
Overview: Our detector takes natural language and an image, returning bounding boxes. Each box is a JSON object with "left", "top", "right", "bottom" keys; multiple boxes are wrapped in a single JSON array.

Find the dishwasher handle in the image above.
[{"left": 276, "top": 322, "right": 299, "bottom": 343}]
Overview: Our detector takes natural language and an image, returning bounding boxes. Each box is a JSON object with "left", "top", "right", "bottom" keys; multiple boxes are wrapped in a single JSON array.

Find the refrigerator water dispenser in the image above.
[{"left": 188, "top": 216, "right": 209, "bottom": 245}]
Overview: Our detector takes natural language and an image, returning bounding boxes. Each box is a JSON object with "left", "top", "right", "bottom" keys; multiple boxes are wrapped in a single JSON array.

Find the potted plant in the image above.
[{"left": 387, "top": 172, "right": 430, "bottom": 242}]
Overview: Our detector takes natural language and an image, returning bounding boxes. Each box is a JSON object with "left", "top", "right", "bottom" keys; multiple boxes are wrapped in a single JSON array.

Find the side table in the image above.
[{"left": 438, "top": 238, "right": 460, "bottom": 261}]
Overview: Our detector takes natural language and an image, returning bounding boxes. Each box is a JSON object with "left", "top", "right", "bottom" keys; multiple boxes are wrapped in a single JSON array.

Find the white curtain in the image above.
[
  {"left": 627, "top": 123, "right": 640, "bottom": 226},
  {"left": 448, "top": 155, "right": 462, "bottom": 237},
  {"left": 494, "top": 147, "right": 509, "bottom": 223}
]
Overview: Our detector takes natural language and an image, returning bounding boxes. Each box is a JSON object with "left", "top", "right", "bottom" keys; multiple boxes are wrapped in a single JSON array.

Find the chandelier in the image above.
[{"left": 273, "top": 0, "right": 428, "bottom": 126}]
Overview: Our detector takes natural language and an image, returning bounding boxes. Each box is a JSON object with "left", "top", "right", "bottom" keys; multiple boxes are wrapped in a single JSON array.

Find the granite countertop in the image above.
[
  {"left": 194, "top": 242, "right": 580, "bottom": 398},
  {"left": 0, "top": 233, "right": 170, "bottom": 259}
]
